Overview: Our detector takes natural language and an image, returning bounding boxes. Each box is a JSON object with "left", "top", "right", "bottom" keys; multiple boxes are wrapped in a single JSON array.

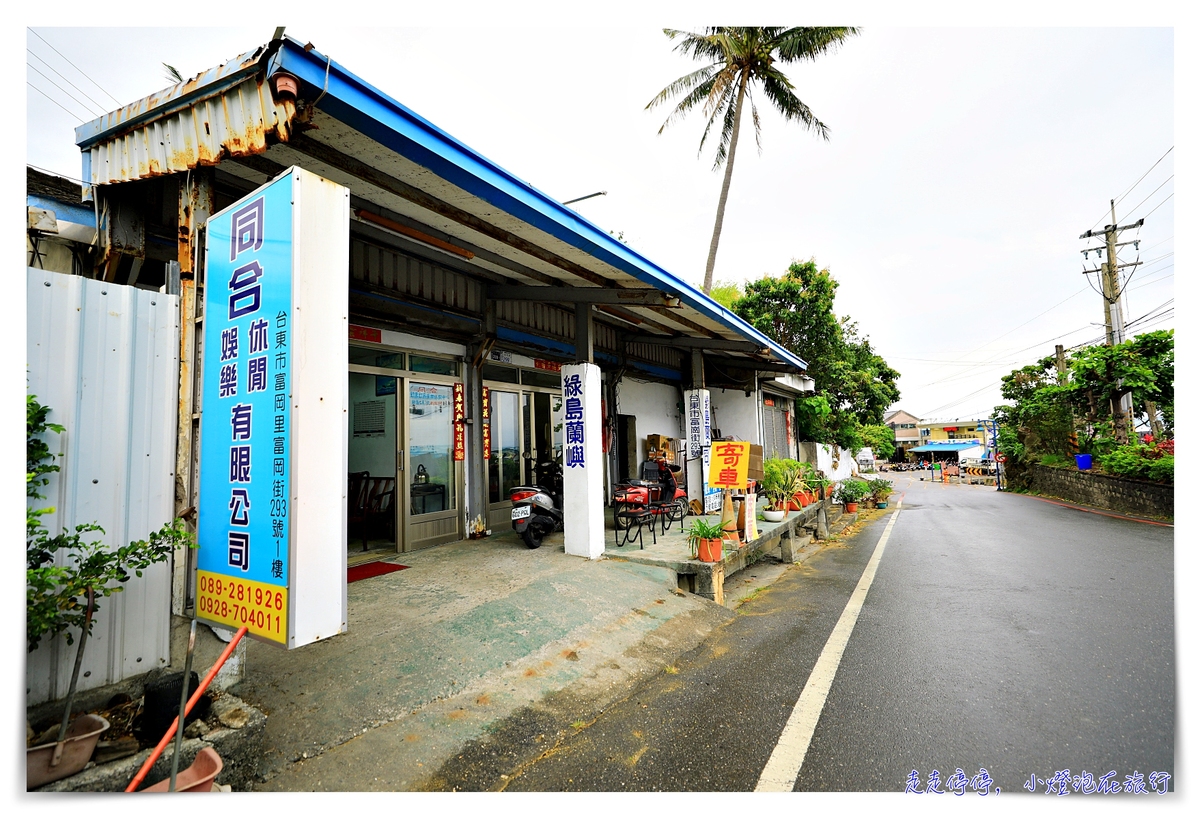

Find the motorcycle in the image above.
[
  {"left": 612, "top": 457, "right": 688, "bottom": 534},
  {"left": 509, "top": 453, "right": 563, "bottom": 549}
]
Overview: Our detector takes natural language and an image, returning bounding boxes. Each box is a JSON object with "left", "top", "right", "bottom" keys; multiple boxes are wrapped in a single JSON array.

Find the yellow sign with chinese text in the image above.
[{"left": 708, "top": 441, "right": 751, "bottom": 489}]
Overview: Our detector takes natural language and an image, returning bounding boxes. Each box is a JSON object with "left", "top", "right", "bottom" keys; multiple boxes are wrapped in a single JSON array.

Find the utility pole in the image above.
[
  {"left": 1080, "top": 201, "right": 1143, "bottom": 442},
  {"left": 1054, "top": 344, "right": 1067, "bottom": 383}
]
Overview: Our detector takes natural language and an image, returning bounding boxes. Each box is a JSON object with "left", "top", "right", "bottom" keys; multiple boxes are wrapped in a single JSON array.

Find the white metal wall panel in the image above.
[{"left": 26, "top": 268, "right": 180, "bottom": 705}]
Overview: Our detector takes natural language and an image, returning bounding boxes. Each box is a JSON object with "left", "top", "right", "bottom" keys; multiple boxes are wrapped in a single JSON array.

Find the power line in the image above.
[
  {"left": 27, "top": 49, "right": 108, "bottom": 115},
  {"left": 1142, "top": 193, "right": 1173, "bottom": 221},
  {"left": 28, "top": 29, "right": 122, "bottom": 106},
  {"left": 1089, "top": 145, "right": 1172, "bottom": 231},
  {"left": 27, "top": 81, "right": 83, "bottom": 123},
  {"left": 1118, "top": 175, "right": 1172, "bottom": 224},
  {"left": 27, "top": 63, "right": 103, "bottom": 119},
  {"left": 1129, "top": 269, "right": 1173, "bottom": 291}
]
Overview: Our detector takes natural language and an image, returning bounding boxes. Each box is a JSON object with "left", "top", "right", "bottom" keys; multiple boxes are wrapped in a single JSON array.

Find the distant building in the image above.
[
  {"left": 884, "top": 408, "right": 921, "bottom": 460},
  {"left": 26, "top": 167, "right": 96, "bottom": 276}
]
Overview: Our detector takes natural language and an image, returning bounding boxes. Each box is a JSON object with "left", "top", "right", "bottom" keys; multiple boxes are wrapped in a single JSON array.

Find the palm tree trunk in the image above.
[{"left": 702, "top": 71, "right": 749, "bottom": 295}]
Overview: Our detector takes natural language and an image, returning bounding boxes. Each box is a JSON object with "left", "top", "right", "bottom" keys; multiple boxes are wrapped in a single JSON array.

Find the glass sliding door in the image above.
[
  {"left": 486, "top": 389, "right": 522, "bottom": 531},
  {"left": 405, "top": 381, "right": 460, "bottom": 550},
  {"left": 347, "top": 371, "right": 400, "bottom": 554}
]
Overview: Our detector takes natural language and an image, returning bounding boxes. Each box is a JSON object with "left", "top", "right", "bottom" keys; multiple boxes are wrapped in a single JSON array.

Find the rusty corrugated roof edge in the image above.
[{"left": 74, "top": 41, "right": 278, "bottom": 150}]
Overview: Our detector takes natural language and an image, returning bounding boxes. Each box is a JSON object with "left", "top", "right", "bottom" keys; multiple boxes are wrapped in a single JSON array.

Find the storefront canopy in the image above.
[
  {"left": 75, "top": 35, "right": 807, "bottom": 375},
  {"left": 909, "top": 442, "right": 984, "bottom": 453}
]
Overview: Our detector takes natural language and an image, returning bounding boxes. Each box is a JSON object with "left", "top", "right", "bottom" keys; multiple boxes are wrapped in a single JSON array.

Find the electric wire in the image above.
[
  {"left": 27, "top": 64, "right": 102, "bottom": 119},
  {"left": 1118, "top": 175, "right": 1173, "bottom": 224},
  {"left": 27, "top": 49, "right": 108, "bottom": 115},
  {"left": 1141, "top": 193, "right": 1173, "bottom": 221},
  {"left": 27, "top": 82, "right": 83, "bottom": 122},
  {"left": 1088, "top": 146, "right": 1172, "bottom": 231},
  {"left": 29, "top": 29, "right": 122, "bottom": 106}
]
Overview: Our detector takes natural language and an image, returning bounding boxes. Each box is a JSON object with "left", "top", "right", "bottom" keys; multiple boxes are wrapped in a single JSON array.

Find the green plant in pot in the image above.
[
  {"left": 686, "top": 518, "right": 725, "bottom": 562},
  {"left": 834, "top": 478, "right": 869, "bottom": 513},
  {"left": 26, "top": 394, "right": 193, "bottom": 788},
  {"left": 760, "top": 458, "right": 804, "bottom": 521},
  {"left": 807, "top": 467, "right": 833, "bottom": 502},
  {"left": 868, "top": 478, "right": 894, "bottom": 508}
]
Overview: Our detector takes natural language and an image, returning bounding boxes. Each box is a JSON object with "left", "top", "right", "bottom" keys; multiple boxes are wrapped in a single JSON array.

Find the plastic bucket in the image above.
[{"left": 1075, "top": 454, "right": 1093, "bottom": 470}]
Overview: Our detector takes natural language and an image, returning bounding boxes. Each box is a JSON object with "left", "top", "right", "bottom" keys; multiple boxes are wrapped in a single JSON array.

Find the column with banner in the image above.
[
  {"left": 562, "top": 362, "right": 603, "bottom": 559},
  {"left": 197, "top": 167, "right": 348, "bottom": 649}
]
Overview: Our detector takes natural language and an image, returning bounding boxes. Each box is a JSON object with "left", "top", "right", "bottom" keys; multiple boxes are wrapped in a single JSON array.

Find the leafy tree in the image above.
[
  {"left": 994, "top": 330, "right": 1173, "bottom": 482},
  {"left": 733, "top": 259, "right": 900, "bottom": 451},
  {"left": 647, "top": 27, "right": 858, "bottom": 294},
  {"left": 858, "top": 423, "right": 896, "bottom": 461},
  {"left": 708, "top": 280, "right": 743, "bottom": 309}
]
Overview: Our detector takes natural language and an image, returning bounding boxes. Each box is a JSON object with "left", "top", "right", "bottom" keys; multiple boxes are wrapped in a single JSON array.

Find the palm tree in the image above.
[{"left": 647, "top": 27, "right": 859, "bottom": 294}]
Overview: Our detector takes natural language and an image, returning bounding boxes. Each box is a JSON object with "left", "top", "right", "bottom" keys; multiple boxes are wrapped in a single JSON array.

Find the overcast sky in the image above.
[{"left": 17, "top": 9, "right": 1182, "bottom": 424}]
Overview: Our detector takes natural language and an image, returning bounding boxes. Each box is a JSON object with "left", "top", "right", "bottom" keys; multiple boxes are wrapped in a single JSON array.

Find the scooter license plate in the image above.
[{"left": 511, "top": 506, "right": 532, "bottom": 521}]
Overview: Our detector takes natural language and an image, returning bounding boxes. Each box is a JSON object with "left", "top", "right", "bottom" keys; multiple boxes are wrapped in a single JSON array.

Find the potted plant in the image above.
[
  {"left": 808, "top": 469, "right": 833, "bottom": 503},
  {"left": 686, "top": 518, "right": 725, "bottom": 563},
  {"left": 868, "top": 478, "right": 894, "bottom": 508},
  {"left": 760, "top": 458, "right": 803, "bottom": 521},
  {"left": 834, "top": 478, "right": 869, "bottom": 513},
  {"left": 26, "top": 394, "right": 192, "bottom": 788}
]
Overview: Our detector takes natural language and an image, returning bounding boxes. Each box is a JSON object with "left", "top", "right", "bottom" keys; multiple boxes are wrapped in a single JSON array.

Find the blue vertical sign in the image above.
[{"left": 197, "top": 174, "right": 293, "bottom": 645}]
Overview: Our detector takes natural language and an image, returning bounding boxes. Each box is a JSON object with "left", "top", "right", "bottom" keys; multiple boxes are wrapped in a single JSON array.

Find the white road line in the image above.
[{"left": 755, "top": 500, "right": 903, "bottom": 792}]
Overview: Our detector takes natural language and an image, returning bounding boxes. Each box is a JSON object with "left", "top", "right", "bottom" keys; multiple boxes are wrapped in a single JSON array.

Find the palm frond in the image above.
[
  {"left": 773, "top": 27, "right": 860, "bottom": 63},
  {"left": 747, "top": 86, "right": 763, "bottom": 154},
  {"left": 658, "top": 73, "right": 721, "bottom": 134},
  {"left": 646, "top": 64, "right": 719, "bottom": 111},
  {"left": 760, "top": 71, "right": 829, "bottom": 139},
  {"left": 711, "top": 91, "right": 741, "bottom": 170},
  {"left": 697, "top": 79, "right": 736, "bottom": 159}
]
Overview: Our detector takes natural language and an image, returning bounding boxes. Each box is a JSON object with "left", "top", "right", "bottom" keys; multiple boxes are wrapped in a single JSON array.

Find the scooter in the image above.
[
  {"left": 510, "top": 454, "right": 563, "bottom": 549},
  {"left": 612, "top": 457, "right": 688, "bottom": 533}
]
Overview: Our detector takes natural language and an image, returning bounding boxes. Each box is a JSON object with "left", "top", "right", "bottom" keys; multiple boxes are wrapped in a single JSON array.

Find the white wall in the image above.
[
  {"left": 26, "top": 268, "right": 179, "bottom": 704},
  {"left": 614, "top": 377, "right": 683, "bottom": 463},
  {"left": 709, "top": 387, "right": 761, "bottom": 445},
  {"left": 798, "top": 441, "right": 857, "bottom": 481}
]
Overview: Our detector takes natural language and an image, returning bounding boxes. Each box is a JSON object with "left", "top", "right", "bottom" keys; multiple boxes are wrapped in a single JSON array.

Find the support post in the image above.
[
  {"left": 465, "top": 342, "right": 486, "bottom": 534},
  {"left": 172, "top": 169, "right": 213, "bottom": 616},
  {"left": 575, "top": 303, "right": 593, "bottom": 363},
  {"left": 562, "top": 362, "right": 604, "bottom": 559}
]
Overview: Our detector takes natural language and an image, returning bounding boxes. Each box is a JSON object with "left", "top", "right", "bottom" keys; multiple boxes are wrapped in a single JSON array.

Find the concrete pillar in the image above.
[{"left": 562, "top": 362, "right": 604, "bottom": 559}]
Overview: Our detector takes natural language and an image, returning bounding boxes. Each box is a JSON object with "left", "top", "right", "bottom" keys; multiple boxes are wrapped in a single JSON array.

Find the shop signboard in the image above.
[
  {"left": 708, "top": 441, "right": 751, "bottom": 489},
  {"left": 196, "top": 167, "right": 349, "bottom": 649}
]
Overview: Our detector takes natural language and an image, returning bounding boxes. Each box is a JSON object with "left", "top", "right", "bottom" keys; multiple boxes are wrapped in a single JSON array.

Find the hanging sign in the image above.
[
  {"left": 453, "top": 382, "right": 466, "bottom": 461},
  {"left": 196, "top": 167, "right": 349, "bottom": 650},
  {"left": 481, "top": 387, "right": 492, "bottom": 456},
  {"left": 708, "top": 441, "right": 751, "bottom": 489}
]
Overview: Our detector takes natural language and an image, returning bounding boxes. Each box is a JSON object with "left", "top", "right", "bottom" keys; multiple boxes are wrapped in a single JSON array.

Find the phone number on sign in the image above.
[{"left": 196, "top": 570, "right": 287, "bottom": 643}]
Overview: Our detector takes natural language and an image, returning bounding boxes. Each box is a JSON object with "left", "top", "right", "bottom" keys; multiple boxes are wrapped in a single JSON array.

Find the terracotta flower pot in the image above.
[
  {"left": 844, "top": 501, "right": 858, "bottom": 514},
  {"left": 697, "top": 537, "right": 723, "bottom": 563}
]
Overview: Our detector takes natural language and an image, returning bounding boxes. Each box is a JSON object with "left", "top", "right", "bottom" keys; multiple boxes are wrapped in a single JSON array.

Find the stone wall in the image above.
[{"left": 1027, "top": 464, "right": 1173, "bottom": 519}]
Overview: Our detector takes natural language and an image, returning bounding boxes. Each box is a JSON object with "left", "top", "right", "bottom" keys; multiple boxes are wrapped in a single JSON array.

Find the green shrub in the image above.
[{"left": 835, "top": 479, "right": 870, "bottom": 504}]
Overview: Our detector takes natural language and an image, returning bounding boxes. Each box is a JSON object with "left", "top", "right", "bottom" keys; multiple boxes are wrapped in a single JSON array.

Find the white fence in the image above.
[{"left": 26, "top": 268, "right": 179, "bottom": 705}]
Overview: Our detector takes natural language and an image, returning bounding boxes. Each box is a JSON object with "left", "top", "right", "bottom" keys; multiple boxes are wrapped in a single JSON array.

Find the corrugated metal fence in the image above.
[{"left": 26, "top": 268, "right": 179, "bottom": 705}]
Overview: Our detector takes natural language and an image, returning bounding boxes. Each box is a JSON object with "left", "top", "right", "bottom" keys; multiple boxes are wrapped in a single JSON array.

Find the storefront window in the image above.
[
  {"left": 481, "top": 363, "right": 520, "bottom": 384},
  {"left": 408, "top": 382, "right": 456, "bottom": 514},
  {"left": 350, "top": 345, "right": 404, "bottom": 369},
  {"left": 410, "top": 354, "right": 457, "bottom": 376},
  {"left": 521, "top": 369, "right": 561, "bottom": 389}
]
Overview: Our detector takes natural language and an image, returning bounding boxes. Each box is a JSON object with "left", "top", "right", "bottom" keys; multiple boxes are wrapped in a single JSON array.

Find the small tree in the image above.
[{"left": 27, "top": 393, "right": 192, "bottom": 741}]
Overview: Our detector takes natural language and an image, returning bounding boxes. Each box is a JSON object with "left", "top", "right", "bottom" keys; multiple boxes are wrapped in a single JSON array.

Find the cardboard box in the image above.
[
  {"left": 747, "top": 443, "right": 764, "bottom": 483},
  {"left": 646, "top": 434, "right": 675, "bottom": 460}
]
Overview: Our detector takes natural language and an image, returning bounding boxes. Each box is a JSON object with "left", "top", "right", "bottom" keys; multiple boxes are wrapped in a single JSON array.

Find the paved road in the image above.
[{"left": 429, "top": 478, "right": 1174, "bottom": 793}]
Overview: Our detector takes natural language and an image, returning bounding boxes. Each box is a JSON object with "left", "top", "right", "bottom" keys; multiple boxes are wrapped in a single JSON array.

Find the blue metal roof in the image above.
[
  {"left": 75, "top": 36, "right": 807, "bottom": 372},
  {"left": 266, "top": 38, "right": 805, "bottom": 371}
]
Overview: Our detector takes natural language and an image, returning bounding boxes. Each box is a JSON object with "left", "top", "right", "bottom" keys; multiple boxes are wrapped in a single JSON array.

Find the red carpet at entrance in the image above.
[{"left": 347, "top": 561, "right": 409, "bottom": 583}]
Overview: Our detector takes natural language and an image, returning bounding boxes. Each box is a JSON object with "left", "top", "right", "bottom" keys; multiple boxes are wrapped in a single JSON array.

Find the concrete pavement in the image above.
[{"left": 235, "top": 528, "right": 737, "bottom": 790}]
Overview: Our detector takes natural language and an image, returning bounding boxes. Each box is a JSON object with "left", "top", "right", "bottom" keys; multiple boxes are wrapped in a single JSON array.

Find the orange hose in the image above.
[{"left": 125, "top": 626, "right": 249, "bottom": 792}]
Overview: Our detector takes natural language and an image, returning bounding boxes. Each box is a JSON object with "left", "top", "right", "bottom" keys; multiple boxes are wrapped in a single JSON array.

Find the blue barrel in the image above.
[{"left": 1075, "top": 453, "right": 1092, "bottom": 470}]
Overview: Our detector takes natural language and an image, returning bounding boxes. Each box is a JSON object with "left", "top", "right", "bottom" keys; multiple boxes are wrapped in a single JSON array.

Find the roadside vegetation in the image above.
[
  {"left": 994, "top": 329, "right": 1173, "bottom": 485},
  {"left": 725, "top": 260, "right": 900, "bottom": 458}
]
